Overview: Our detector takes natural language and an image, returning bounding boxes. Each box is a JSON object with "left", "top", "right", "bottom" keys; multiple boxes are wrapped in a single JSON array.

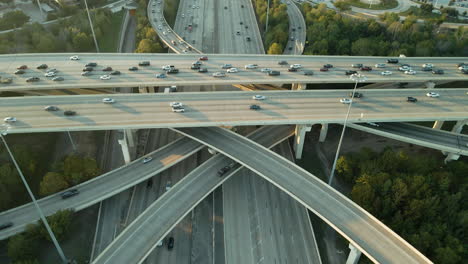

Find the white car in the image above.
[
  {"left": 100, "top": 75, "right": 111, "bottom": 80},
  {"left": 260, "top": 68, "right": 272, "bottom": 73},
  {"left": 381, "top": 71, "right": 392, "bottom": 76},
  {"left": 192, "top": 5, "right": 196, "bottom": 8},
  {"left": 143, "top": 157, "right": 153, "bottom": 163},
  {"left": 44, "top": 72, "right": 56, "bottom": 77},
  {"left": 4, "top": 117, "right": 16, "bottom": 123},
  {"left": 69, "top": 55, "right": 80, "bottom": 61},
  {"left": 426, "top": 92, "right": 440, "bottom": 98},
  {"left": 169, "top": 102, "right": 183, "bottom": 108},
  {"left": 290, "top": 64, "right": 302, "bottom": 69},
  {"left": 162, "top": 31, "right": 167, "bottom": 35},
  {"left": 47, "top": 68, "right": 58, "bottom": 73},
  {"left": 252, "top": 95, "right": 266, "bottom": 100},
  {"left": 422, "top": 63, "right": 433, "bottom": 68},
  {"left": 375, "top": 63, "right": 386, "bottom": 68},
  {"left": 212, "top": 72, "right": 226, "bottom": 77},
  {"left": 162, "top": 65, "right": 174, "bottom": 71},
  {"left": 405, "top": 70, "right": 416, "bottom": 75},
  {"left": 244, "top": 64, "right": 258, "bottom": 69},
  {"left": 227, "top": 67, "right": 239, "bottom": 73},
  {"left": 102, "top": 98, "right": 115, "bottom": 104},
  {"left": 340, "top": 98, "right": 352, "bottom": 104},
  {"left": 172, "top": 107, "right": 185, "bottom": 113},
  {"left": 182, "top": 13, "right": 185, "bottom": 18},
  {"left": 458, "top": 65, "right": 468, "bottom": 71},
  {"left": 158, "top": 25, "right": 163, "bottom": 30},
  {"left": 399, "top": 66, "right": 411, "bottom": 71},
  {"left": 366, "top": 122, "right": 380, "bottom": 127}
]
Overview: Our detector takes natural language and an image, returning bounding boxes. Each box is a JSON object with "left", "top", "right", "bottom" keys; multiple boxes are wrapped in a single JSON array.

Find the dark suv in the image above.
[
  {"left": 217, "top": 166, "right": 231, "bottom": 177},
  {"left": 37, "top": 64, "right": 48, "bottom": 69},
  {"left": 350, "top": 92, "right": 363, "bottom": 98},
  {"left": 61, "top": 189, "right": 79, "bottom": 199},
  {"left": 250, "top": 104, "right": 261, "bottom": 110},
  {"left": 387, "top": 59, "right": 399, "bottom": 64},
  {"left": 64, "top": 110, "right": 76, "bottom": 116},
  {"left": 407, "top": 97, "right": 417, "bottom": 103},
  {"left": 345, "top": 70, "right": 357, "bottom": 75},
  {"left": 166, "top": 68, "right": 179, "bottom": 74},
  {"left": 139, "top": 61, "right": 150, "bottom": 66},
  {"left": 0, "top": 222, "right": 13, "bottom": 230},
  {"left": 167, "top": 237, "right": 175, "bottom": 250},
  {"left": 85, "top": 62, "right": 97, "bottom": 67}
]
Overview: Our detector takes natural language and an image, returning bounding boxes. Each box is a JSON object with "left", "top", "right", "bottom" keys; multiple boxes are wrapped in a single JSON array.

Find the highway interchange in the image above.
[
  {"left": 1, "top": 89, "right": 467, "bottom": 133},
  {"left": 0, "top": 54, "right": 467, "bottom": 91}
]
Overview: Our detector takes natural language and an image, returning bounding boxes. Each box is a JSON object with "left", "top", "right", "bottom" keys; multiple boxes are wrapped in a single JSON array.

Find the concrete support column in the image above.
[
  {"left": 292, "top": 83, "right": 307, "bottom": 90},
  {"left": 346, "top": 244, "right": 362, "bottom": 264},
  {"left": 294, "top": 124, "right": 312, "bottom": 159},
  {"left": 118, "top": 131, "right": 131, "bottom": 164},
  {"left": 425, "top": 81, "right": 436, "bottom": 89},
  {"left": 451, "top": 119, "right": 468, "bottom": 134},
  {"left": 125, "top": 129, "right": 136, "bottom": 148},
  {"left": 444, "top": 153, "right": 460, "bottom": 164},
  {"left": 433, "top": 120, "right": 444, "bottom": 130},
  {"left": 319, "top": 123, "right": 328, "bottom": 142}
]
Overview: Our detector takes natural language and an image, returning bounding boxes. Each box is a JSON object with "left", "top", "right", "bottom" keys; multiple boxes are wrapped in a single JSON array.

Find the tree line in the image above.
[
  {"left": 135, "top": 0, "right": 166, "bottom": 53},
  {"left": 252, "top": 0, "right": 289, "bottom": 54},
  {"left": 336, "top": 148, "right": 467, "bottom": 263},
  {"left": 301, "top": 3, "right": 468, "bottom": 56}
]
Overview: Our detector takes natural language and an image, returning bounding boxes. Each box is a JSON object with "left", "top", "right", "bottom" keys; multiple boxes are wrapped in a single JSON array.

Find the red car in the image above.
[
  {"left": 199, "top": 56, "right": 208, "bottom": 61},
  {"left": 360, "top": 66, "right": 372, "bottom": 71},
  {"left": 319, "top": 68, "right": 328, "bottom": 72}
]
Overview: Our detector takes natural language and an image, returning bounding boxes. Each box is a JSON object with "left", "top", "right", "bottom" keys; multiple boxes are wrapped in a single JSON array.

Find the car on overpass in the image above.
[
  {"left": 169, "top": 102, "right": 183, "bottom": 108},
  {"left": 81, "top": 71, "right": 92, "bottom": 76},
  {"left": 375, "top": 63, "right": 386, "bottom": 68},
  {"left": 227, "top": 68, "right": 239, "bottom": 73},
  {"left": 404, "top": 70, "right": 416, "bottom": 75},
  {"left": 17, "top": 65, "right": 27, "bottom": 70},
  {"left": 198, "top": 68, "right": 208, "bottom": 73},
  {"left": 26, "top": 77, "right": 40, "bottom": 82},
  {"left": 221, "top": 64, "right": 233, "bottom": 69},
  {"left": 156, "top": 73, "right": 166, "bottom": 78},
  {"left": 45, "top": 72, "right": 56, "bottom": 77},
  {"left": 304, "top": 70, "right": 314, "bottom": 76},
  {"left": 250, "top": 104, "right": 261, "bottom": 110},
  {"left": 14, "top": 70, "right": 25, "bottom": 74},
  {"left": 199, "top": 56, "right": 208, "bottom": 61},
  {"left": 102, "top": 98, "right": 115, "bottom": 104},
  {"left": 260, "top": 68, "right": 272, "bottom": 73},
  {"left": 128, "top": 66, "right": 138, "bottom": 71},
  {"left": 426, "top": 92, "right": 440, "bottom": 98},
  {"left": 36, "top": 64, "right": 48, "bottom": 69},
  {"left": 381, "top": 71, "right": 392, "bottom": 76},
  {"left": 212, "top": 72, "right": 226, "bottom": 77},
  {"left": 345, "top": 70, "right": 357, "bottom": 75},
  {"left": 349, "top": 92, "right": 363, "bottom": 98},
  {"left": 52, "top": 77, "right": 64, "bottom": 81},
  {"left": 167, "top": 237, "right": 174, "bottom": 250},
  {"left": 138, "top": 61, "right": 150, "bottom": 66},
  {"left": 352, "top": 63, "right": 362, "bottom": 68},
  {"left": 244, "top": 64, "right": 258, "bottom": 69},
  {"left": 0, "top": 77, "right": 12, "bottom": 84},
  {"left": 340, "top": 98, "right": 352, "bottom": 104},
  {"left": 142, "top": 157, "right": 153, "bottom": 163},
  {"left": 64, "top": 110, "right": 76, "bottom": 116},
  {"left": 0, "top": 222, "right": 13, "bottom": 231},
  {"left": 387, "top": 59, "right": 398, "bottom": 64},
  {"left": 69, "top": 55, "right": 79, "bottom": 61},
  {"left": 61, "top": 189, "right": 79, "bottom": 199},
  {"left": 44, "top": 106, "right": 59, "bottom": 111},
  {"left": 85, "top": 62, "right": 97, "bottom": 67},
  {"left": 407, "top": 96, "right": 417, "bottom": 102},
  {"left": 268, "top": 71, "right": 280, "bottom": 76},
  {"left": 100, "top": 75, "right": 111, "bottom": 80},
  {"left": 432, "top": 69, "right": 444, "bottom": 75},
  {"left": 3, "top": 117, "right": 16, "bottom": 123},
  {"left": 253, "top": 95, "right": 266, "bottom": 100},
  {"left": 278, "top": 60, "right": 288, "bottom": 65}
]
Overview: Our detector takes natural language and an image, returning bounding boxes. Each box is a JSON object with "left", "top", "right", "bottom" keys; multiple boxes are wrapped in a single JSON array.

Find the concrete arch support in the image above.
[
  {"left": 451, "top": 119, "right": 468, "bottom": 134},
  {"left": 294, "top": 124, "right": 312, "bottom": 159},
  {"left": 319, "top": 123, "right": 328, "bottom": 142},
  {"left": 433, "top": 120, "right": 444, "bottom": 130},
  {"left": 292, "top": 83, "right": 307, "bottom": 90},
  {"left": 346, "top": 244, "right": 362, "bottom": 264}
]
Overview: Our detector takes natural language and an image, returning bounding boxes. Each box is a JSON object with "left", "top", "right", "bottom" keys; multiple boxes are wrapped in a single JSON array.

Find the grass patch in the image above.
[
  {"left": 347, "top": 0, "right": 398, "bottom": 10},
  {"left": 98, "top": 10, "right": 125, "bottom": 52},
  {"left": 163, "top": 0, "right": 180, "bottom": 28}
]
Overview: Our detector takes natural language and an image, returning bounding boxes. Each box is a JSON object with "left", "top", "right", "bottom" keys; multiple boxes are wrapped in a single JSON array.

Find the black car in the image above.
[
  {"left": 0, "top": 222, "right": 13, "bottom": 231},
  {"left": 14, "top": 69, "right": 25, "bottom": 74},
  {"left": 387, "top": 59, "right": 399, "bottom": 64},
  {"left": 350, "top": 92, "right": 363, "bottom": 98},
  {"left": 83, "top": 67, "right": 93, "bottom": 72},
  {"left": 217, "top": 166, "right": 231, "bottom": 176},
  {"left": 61, "top": 189, "right": 79, "bottom": 199},
  {"left": 345, "top": 70, "right": 357, "bottom": 75},
  {"left": 139, "top": 61, "right": 150, "bottom": 66},
  {"left": 303, "top": 70, "right": 314, "bottom": 75},
  {"left": 26, "top": 77, "right": 40, "bottom": 82},
  {"left": 36, "top": 64, "right": 48, "bottom": 69},
  {"left": 407, "top": 97, "right": 417, "bottom": 103},
  {"left": 421, "top": 67, "right": 432, "bottom": 72},
  {"left": 462, "top": 69, "right": 468, "bottom": 74},
  {"left": 287, "top": 68, "right": 298, "bottom": 72},
  {"left": 456, "top": 62, "right": 466, "bottom": 67},
  {"left": 64, "top": 110, "right": 76, "bottom": 116},
  {"left": 250, "top": 104, "right": 261, "bottom": 110},
  {"left": 129, "top": 66, "right": 139, "bottom": 71},
  {"left": 241, "top": 4, "right": 244, "bottom": 7},
  {"left": 278, "top": 60, "right": 288, "bottom": 65},
  {"left": 246, "top": 37, "right": 251, "bottom": 41},
  {"left": 323, "top": 64, "right": 333, "bottom": 68},
  {"left": 191, "top": 65, "right": 200, "bottom": 70},
  {"left": 198, "top": 68, "right": 208, "bottom": 73},
  {"left": 103, "top": 67, "right": 112, "bottom": 71},
  {"left": 166, "top": 68, "right": 179, "bottom": 74},
  {"left": 167, "top": 237, "right": 175, "bottom": 250},
  {"left": 110, "top": 70, "right": 121, "bottom": 75},
  {"left": 432, "top": 69, "right": 444, "bottom": 75},
  {"left": 268, "top": 70, "right": 280, "bottom": 76},
  {"left": 193, "top": 61, "right": 202, "bottom": 65},
  {"left": 85, "top": 62, "right": 97, "bottom": 67}
]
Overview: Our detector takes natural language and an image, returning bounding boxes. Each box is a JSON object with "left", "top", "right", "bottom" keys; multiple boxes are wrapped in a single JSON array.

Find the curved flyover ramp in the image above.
[
  {"left": 348, "top": 122, "right": 468, "bottom": 156},
  {"left": 0, "top": 137, "right": 203, "bottom": 240},
  {"left": 92, "top": 125, "right": 295, "bottom": 264},
  {"left": 172, "top": 127, "right": 433, "bottom": 264}
]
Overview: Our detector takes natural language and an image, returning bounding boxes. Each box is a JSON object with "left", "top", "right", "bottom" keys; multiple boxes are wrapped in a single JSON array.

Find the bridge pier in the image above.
[
  {"left": 294, "top": 124, "right": 312, "bottom": 159},
  {"left": 346, "top": 244, "right": 362, "bottom": 264},
  {"left": 444, "top": 153, "right": 460, "bottom": 164},
  {"left": 452, "top": 119, "right": 468, "bottom": 134},
  {"left": 425, "top": 81, "right": 436, "bottom": 89},
  {"left": 118, "top": 129, "right": 136, "bottom": 164},
  {"left": 432, "top": 120, "right": 444, "bottom": 130},
  {"left": 319, "top": 123, "right": 328, "bottom": 142},
  {"left": 292, "top": 83, "right": 307, "bottom": 90}
]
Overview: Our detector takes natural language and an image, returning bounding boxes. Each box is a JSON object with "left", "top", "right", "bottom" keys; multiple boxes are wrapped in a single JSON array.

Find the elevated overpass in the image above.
[
  {"left": 172, "top": 126, "right": 432, "bottom": 264},
  {"left": 0, "top": 137, "right": 203, "bottom": 240},
  {"left": 0, "top": 53, "right": 466, "bottom": 91},
  {"left": 348, "top": 122, "right": 468, "bottom": 155},
  {"left": 92, "top": 126, "right": 296, "bottom": 264},
  {"left": 1, "top": 89, "right": 467, "bottom": 134}
]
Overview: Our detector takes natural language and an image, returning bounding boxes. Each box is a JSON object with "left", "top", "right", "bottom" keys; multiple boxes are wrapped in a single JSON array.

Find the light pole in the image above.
[
  {"left": 265, "top": 0, "right": 271, "bottom": 38},
  {"left": 0, "top": 129, "right": 69, "bottom": 264},
  {"left": 328, "top": 73, "right": 367, "bottom": 186},
  {"left": 84, "top": 0, "right": 100, "bottom": 52}
]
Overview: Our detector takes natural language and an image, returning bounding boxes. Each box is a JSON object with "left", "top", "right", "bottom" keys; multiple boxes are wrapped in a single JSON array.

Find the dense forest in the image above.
[
  {"left": 336, "top": 148, "right": 467, "bottom": 263},
  {"left": 301, "top": 3, "right": 468, "bottom": 56},
  {"left": 252, "top": 0, "right": 289, "bottom": 54}
]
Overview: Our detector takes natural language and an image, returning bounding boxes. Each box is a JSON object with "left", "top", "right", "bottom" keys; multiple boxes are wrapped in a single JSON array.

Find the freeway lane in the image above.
[
  {"left": 175, "top": 127, "right": 433, "bottom": 264},
  {"left": 348, "top": 122, "right": 468, "bottom": 155},
  {"left": 0, "top": 53, "right": 466, "bottom": 91},
  {"left": 0, "top": 137, "right": 203, "bottom": 240},
  {"left": 1, "top": 89, "right": 467, "bottom": 133},
  {"left": 92, "top": 126, "right": 294, "bottom": 264}
]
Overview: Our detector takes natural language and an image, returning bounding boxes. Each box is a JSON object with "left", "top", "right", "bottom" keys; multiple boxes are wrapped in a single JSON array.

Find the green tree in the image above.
[
  {"left": 0, "top": 10, "right": 30, "bottom": 30},
  {"left": 72, "top": 32, "right": 93, "bottom": 51},
  {"left": 420, "top": 3, "right": 434, "bottom": 14},
  {"left": 63, "top": 155, "right": 100, "bottom": 184},
  {"left": 37, "top": 209, "right": 74, "bottom": 241},
  {"left": 135, "top": 39, "right": 152, "bottom": 53},
  {"left": 333, "top": 1, "right": 351, "bottom": 11},
  {"left": 39, "top": 172, "right": 69, "bottom": 196},
  {"left": 267, "top": 42, "right": 283, "bottom": 54},
  {"left": 12, "top": 260, "right": 40, "bottom": 264},
  {"left": 7, "top": 234, "right": 39, "bottom": 261}
]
